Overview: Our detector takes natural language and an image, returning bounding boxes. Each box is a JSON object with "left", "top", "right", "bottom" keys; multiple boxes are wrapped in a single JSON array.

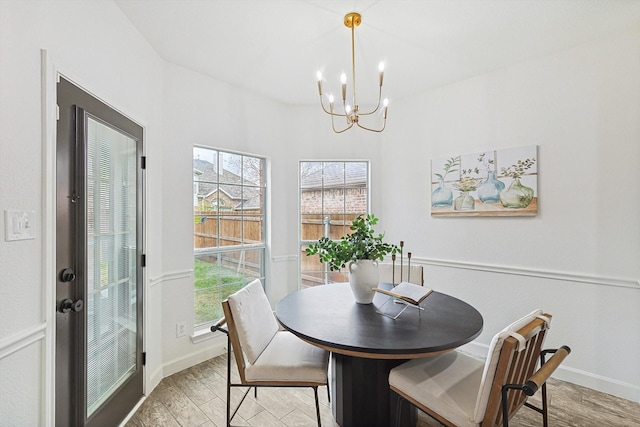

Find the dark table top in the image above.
[{"left": 275, "top": 283, "right": 483, "bottom": 359}]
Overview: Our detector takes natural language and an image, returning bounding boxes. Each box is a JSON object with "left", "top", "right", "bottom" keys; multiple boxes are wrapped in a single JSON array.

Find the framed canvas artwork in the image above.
[{"left": 431, "top": 145, "right": 538, "bottom": 217}]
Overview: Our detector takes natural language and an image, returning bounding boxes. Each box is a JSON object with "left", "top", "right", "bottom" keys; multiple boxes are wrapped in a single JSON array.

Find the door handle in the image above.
[
  {"left": 59, "top": 298, "right": 84, "bottom": 314},
  {"left": 60, "top": 268, "right": 76, "bottom": 282}
]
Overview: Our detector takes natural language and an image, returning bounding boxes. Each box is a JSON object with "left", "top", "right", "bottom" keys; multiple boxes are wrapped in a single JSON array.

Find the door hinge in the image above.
[
  {"left": 141, "top": 254, "right": 146, "bottom": 267},
  {"left": 141, "top": 156, "right": 146, "bottom": 169},
  {"left": 142, "top": 352, "right": 146, "bottom": 366},
  {"left": 56, "top": 105, "right": 60, "bottom": 121}
]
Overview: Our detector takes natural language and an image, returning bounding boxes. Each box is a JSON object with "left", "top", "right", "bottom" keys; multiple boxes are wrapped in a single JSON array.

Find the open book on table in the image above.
[{"left": 373, "top": 282, "right": 433, "bottom": 306}]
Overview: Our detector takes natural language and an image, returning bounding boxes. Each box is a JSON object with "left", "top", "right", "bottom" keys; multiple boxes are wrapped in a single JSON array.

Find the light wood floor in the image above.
[{"left": 126, "top": 353, "right": 639, "bottom": 427}]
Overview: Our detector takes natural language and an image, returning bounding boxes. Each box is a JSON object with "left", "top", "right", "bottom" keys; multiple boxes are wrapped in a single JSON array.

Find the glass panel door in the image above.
[
  {"left": 57, "top": 76, "right": 143, "bottom": 427},
  {"left": 86, "top": 116, "right": 138, "bottom": 416}
]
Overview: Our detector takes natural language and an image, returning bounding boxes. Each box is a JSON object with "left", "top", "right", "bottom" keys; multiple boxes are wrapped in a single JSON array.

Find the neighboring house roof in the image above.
[
  {"left": 236, "top": 193, "right": 262, "bottom": 210},
  {"left": 301, "top": 162, "right": 367, "bottom": 189},
  {"left": 194, "top": 158, "right": 261, "bottom": 210}
]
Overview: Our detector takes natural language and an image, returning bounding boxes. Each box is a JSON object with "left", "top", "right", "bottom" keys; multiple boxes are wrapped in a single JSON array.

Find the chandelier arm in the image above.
[
  {"left": 320, "top": 96, "right": 350, "bottom": 117},
  {"left": 332, "top": 114, "right": 354, "bottom": 133},
  {"left": 319, "top": 97, "right": 334, "bottom": 115},
  {"left": 356, "top": 86, "right": 383, "bottom": 116},
  {"left": 356, "top": 118, "right": 386, "bottom": 133}
]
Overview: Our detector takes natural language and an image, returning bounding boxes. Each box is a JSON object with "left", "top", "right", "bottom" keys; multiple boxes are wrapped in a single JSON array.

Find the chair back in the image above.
[
  {"left": 378, "top": 263, "right": 424, "bottom": 285},
  {"left": 478, "top": 310, "right": 552, "bottom": 426},
  {"left": 222, "top": 279, "right": 279, "bottom": 384}
]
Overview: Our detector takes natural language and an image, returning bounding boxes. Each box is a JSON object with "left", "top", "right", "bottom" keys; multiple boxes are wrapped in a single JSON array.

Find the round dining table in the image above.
[{"left": 275, "top": 282, "right": 483, "bottom": 427}]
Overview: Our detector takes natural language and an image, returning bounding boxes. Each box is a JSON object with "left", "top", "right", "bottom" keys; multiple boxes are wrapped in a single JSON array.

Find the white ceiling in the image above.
[{"left": 115, "top": 0, "right": 640, "bottom": 107}]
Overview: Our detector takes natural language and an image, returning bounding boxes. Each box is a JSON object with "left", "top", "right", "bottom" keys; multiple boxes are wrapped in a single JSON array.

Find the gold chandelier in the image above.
[{"left": 316, "top": 12, "right": 388, "bottom": 133}]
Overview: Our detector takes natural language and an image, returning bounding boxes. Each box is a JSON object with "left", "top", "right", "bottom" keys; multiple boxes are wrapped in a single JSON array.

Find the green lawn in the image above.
[{"left": 194, "top": 258, "right": 249, "bottom": 325}]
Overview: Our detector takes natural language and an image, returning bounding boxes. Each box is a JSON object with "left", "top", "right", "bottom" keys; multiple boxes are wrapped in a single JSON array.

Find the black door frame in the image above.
[{"left": 56, "top": 76, "right": 144, "bottom": 426}]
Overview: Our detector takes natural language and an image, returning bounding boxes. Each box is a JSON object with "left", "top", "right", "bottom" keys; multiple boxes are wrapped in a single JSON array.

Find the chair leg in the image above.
[
  {"left": 226, "top": 342, "right": 232, "bottom": 427},
  {"left": 326, "top": 383, "right": 330, "bottom": 403},
  {"left": 541, "top": 382, "right": 549, "bottom": 427},
  {"left": 313, "top": 386, "right": 322, "bottom": 427}
]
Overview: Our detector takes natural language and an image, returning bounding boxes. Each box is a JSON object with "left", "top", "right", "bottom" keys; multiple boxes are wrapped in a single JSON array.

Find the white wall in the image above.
[
  {"left": 157, "top": 62, "right": 290, "bottom": 371},
  {"left": 0, "top": 1, "right": 164, "bottom": 424},
  {"left": 378, "top": 27, "right": 640, "bottom": 401},
  {"left": 157, "top": 63, "right": 385, "bottom": 372}
]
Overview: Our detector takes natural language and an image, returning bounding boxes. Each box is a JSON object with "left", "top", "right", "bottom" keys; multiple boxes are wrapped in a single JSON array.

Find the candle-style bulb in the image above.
[
  {"left": 316, "top": 71, "right": 323, "bottom": 95},
  {"left": 341, "top": 73, "right": 347, "bottom": 101},
  {"left": 328, "top": 94, "right": 335, "bottom": 104}
]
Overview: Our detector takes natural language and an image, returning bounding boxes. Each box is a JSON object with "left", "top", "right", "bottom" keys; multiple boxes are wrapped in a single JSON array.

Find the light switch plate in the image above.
[{"left": 4, "top": 210, "right": 36, "bottom": 241}]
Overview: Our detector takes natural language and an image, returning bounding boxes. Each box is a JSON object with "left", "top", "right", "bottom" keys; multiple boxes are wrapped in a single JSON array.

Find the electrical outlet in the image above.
[{"left": 176, "top": 321, "right": 186, "bottom": 338}]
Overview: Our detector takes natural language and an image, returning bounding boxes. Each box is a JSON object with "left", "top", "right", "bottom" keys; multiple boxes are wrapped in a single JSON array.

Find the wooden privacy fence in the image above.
[
  {"left": 300, "top": 213, "right": 361, "bottom": 242},
  {"left": 194, "top": 211, "right": 263, "bottom": 248},
  {"left": 194, "top": 211, "right": 263, "bottom": 274}
]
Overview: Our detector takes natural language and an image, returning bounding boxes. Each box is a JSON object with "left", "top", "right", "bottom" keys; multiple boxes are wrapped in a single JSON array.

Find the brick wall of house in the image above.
[{"left": 301, "top": 188, "right": 367, "bottom": 214}]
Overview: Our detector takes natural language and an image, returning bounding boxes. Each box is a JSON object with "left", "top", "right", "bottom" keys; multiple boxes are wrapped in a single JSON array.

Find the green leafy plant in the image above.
[
  {"left": 500, "top": 158, "right": 536, "bottom": 179},
  {"left": 305, "top": 214, "right": 399, "bottom": 271},
  {"left": 434, "top": 156, "right": 460, "bottom": 180}
]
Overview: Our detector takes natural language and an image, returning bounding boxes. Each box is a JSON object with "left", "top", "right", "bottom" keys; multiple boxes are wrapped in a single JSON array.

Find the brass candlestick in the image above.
[
  {"left": 399, "top": 241, "right": 404, "bottom": 282},
  {"left": 391, "top": 253, "right": 396, "bottom": 284}
]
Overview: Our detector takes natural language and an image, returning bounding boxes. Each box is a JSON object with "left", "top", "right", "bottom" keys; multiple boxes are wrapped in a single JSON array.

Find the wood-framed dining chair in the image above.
[
  {"left": 211, "top": 279, "right": 329, "bottom": 427},
  {"left": 389, "top": 309, "right": 571, "bottom": 427}
]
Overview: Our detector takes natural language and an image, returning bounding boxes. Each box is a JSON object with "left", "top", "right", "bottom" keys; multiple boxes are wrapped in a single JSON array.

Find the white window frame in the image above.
[
  {"left": 193, "top": 146, "right": 267, "bottom": 330},
  {"left": 298, "top": 160, "right": 370, "bottom": 288}
]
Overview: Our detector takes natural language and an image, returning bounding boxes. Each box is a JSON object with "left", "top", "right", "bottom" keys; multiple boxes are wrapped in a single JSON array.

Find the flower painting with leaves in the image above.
[{"left": 430, "top": 145, "right": 537, "bottom": 217}]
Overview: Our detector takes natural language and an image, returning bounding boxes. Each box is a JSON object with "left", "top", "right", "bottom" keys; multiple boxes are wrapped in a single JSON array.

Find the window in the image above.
[
  {"left": 211, "top": 198, "right": 226, "bottom": 209},
  {"left": 193, "top": 147, "right": 266, "bottom": 327},
  {"left": 299, "top": 161, "right": 369, "bottom": 287}
]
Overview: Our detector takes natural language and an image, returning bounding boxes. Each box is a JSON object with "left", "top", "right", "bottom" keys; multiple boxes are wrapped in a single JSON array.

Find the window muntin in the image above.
[
  {"left": 194, "top": 147, "right": 266, "bottom": 327},
  {"left": 299, "top": 161, "right": 369, "bottom": 288}
]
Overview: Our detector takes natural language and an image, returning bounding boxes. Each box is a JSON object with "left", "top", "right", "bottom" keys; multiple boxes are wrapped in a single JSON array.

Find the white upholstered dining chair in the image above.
[
  {"left": 389, "top": 309, "right": 571, "bottom": 427},
  {"left": 211, "top": 279, "right": 329, "bottom": 427}
]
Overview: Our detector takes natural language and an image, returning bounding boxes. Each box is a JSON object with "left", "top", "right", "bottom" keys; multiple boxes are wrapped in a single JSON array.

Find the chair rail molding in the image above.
[
  {"left": 0, "top": 323, "right": 47, "bottom": 361},
  {"left": 149, "top": 269, "right": 193, "bottom": 287},
  {"left": 413, "top": 257, "right": 639, "bottom": 290},
  {"left": 272, "top": 254, "right": 297, "bottom": 263}
]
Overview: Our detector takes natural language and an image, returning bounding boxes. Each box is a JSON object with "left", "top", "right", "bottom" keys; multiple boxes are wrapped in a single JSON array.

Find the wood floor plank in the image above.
[{"left": 127, "top": 354, "right": 640, "bottom": 427}]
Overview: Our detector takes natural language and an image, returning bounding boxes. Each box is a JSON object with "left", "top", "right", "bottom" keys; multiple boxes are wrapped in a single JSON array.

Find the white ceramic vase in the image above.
[{"left": 348, "top": 260, "right": 379, "bottom": 304}]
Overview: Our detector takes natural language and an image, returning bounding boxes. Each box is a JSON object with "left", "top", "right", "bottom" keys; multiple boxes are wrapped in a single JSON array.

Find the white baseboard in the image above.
[
  {"left": 555, "top": 365, "right": 640, "bottom": 403},
  {"left": 456, "top": 340, "right": 640, "bottom": 403},
  {"left": 147, "top": 365, "right": 164, "bottom": 395},
  {"left": 161, "top": 334, "right": 227, "bottom": 378}
]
